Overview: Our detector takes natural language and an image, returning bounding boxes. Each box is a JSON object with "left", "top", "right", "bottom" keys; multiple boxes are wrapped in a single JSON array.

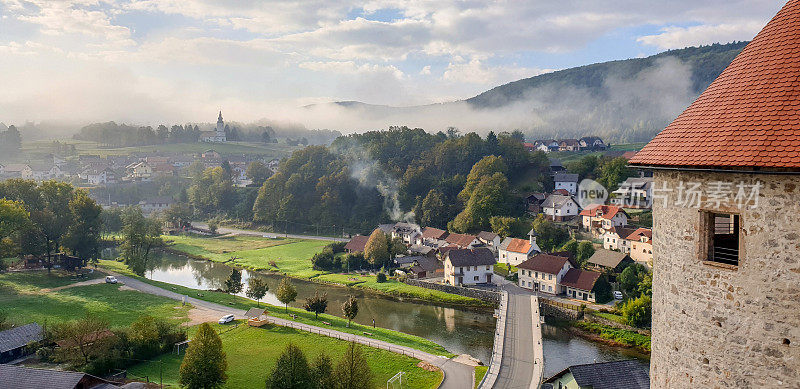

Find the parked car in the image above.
[
  {"left": 613, "top": 291, "right": 623, "bottom": 300},
  {"left": 105, "top": 276, "right": 118, "bottom": 284},
  {"left": 218, "top": 314, "right": 235, "bottom": 324}
]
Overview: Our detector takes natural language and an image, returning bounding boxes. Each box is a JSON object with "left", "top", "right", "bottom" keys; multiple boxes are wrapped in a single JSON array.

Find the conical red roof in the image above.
[{"left": 629, "top": 0, "right": 800, "bottom": 169}]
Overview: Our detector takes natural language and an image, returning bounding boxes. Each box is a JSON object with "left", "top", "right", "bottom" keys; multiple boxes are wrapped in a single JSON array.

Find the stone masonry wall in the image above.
[
  {"left": 650, "top": 171, "right": 800, "bottom": 388},
  {"left": 404, "top": 279, "right": 500, "bottom": 304}
]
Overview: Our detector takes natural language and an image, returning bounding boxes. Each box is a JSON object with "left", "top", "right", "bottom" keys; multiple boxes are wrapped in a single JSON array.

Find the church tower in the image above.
[
  {"left": 215, "top": 111, "right": 226, "bottom": 141},
  {"left": 630, "top": 1, "right": 800, "bottom": 386}
]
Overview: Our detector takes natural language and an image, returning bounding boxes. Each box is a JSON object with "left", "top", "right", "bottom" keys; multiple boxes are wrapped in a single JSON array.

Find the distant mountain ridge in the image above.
[{"left": 309, "top": 41, "right": 749, "bottom": 143}]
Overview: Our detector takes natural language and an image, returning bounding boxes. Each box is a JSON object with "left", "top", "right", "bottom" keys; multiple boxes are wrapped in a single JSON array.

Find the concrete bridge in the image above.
[{"left": 478, "top": 286, "right": 544, "bottom": 389}]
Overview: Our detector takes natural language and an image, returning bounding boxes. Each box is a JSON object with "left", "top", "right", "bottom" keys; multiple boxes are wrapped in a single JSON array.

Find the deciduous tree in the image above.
[
  {"left": 63, "top": 191, "right": 102, "bottom": 267},
  {"left": 363, "top": 229, "right": 389, "bottom": 269},
  {"left": 246, "top": 277, "right": 269, "bottom": 306},
  {"left": 0, "top": 199, "right": 29, "bottom": 259},
  {"left": 120, "top": 207, "right": 163, "bottom": 276},
  {"left": 224, "top": 268, "right": 243, "bottom": 294},
  {"left": 246, "top": 161, "right": 272, "bottom": 187},
  {"left": 276, "top": 277, "right": 297, "bottom": 313},
  {"left": 341, "top": 295, "right": 358, "bottom": 328},
  {"left": 303, "top": 291, "right": 328, "bottom": 319}
]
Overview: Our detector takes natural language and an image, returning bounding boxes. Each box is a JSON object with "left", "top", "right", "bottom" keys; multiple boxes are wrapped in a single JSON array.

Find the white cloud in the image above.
[
  {"left": 419, "top": 65, "right": 431, "bottom": 75},
  {"left": 443, "top": 59, "right": 550, "bottom": 86},
  {"left": 636, "top": 22, "right": 765, "bottom": 50},
  {"left": 299, "top": 61, "right": 405, "bottom": 79}
]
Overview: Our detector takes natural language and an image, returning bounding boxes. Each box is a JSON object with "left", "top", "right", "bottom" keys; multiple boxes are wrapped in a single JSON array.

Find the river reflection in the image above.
[{"left": 106, "top": 249, "right": 650, "bottom": 369}]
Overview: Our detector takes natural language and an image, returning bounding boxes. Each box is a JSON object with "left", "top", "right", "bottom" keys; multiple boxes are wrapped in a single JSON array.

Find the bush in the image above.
[
  {"left": 376, "top": 273, "right": 387, "bottom": 283},
  {"left": 621, "top": 295, "right": 652, "bottom": 328},
  {"left": 326, "top": 241, "right": 347, "bottom": 254}
]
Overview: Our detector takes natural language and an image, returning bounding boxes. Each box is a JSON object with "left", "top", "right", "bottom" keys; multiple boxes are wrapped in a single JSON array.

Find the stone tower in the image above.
[
  {"left": 630, "top": 1, "right": 800, "bottom": 387},
  {"left": 216, "top": 111, "right": 225, "bottom": 136}
]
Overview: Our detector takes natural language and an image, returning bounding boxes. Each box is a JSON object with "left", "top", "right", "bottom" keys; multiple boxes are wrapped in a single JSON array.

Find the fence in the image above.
[
  {"left": 264, "top": 317, "right": 429, "bottom": 361},
  {"left": 477, "top": 290, "right": 508, "bottom": 389}
]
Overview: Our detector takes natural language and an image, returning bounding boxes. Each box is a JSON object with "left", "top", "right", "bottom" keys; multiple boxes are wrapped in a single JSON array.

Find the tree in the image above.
[
  {"left": 417, "top": 189, "right": 449, "bottom": 228},
  {"left": 303, "top": 291, "right": 328, "bottom": 319},
  {"left": 276, "top": 277, "right": 297, "bottom": 313},
  {"left": 576, "top": 241, "right": 595, "bottom": 267},
  {"left": 119, "top": 207, "right": 163, "bottom": 276},
  {"left": 100, "top": 208, "right": 123, "bottom": 238},
  {"left": 560, "top": 239, "right": 578, "bottom": 256},
  {"left": 593, "top": 275, "right": 613, "bottom": 303},
  {"left": 530, "top": 215, "right": 569, "bottom": 252},
  {"left": 363, "top": 229, "right": 389, "bottom": 269},
  {"left": 621, "top": 295, "right": 652, "bottom": 328},
  {"left": 333, "top": 342, "right": 373, "bottom": 389},
  {"left": 450, "top": 172, "right": 510, "bottom": 233},
  {"left": 489, "top": 216, "right": 529, "bottom": 238},
  {"left": 224, "top": 268, "right": 243, "bottom": 294},
  {"left": 266, "top": 343, "right": 312, "bottom": 389},
  {"left": 164, "top": 203, "right": 193, "bottom": 229},
  {"left": 246, "top": 277, "right": 269, "bottom": 306},
  {"left": 341, "top": 295, "right": 358, "bottom": 327},
  {"left": 245, "top": 161, "right": 272, "bottom": 187},
  {"left": 458, "top": 156, "right": 507, "bottom": 203},
  {"left": 597, "top": 157, "right": 636, "bottom": 192},
  {"left": 52, "top": 314, "right": 113, "bottom": 366},
  {"left": 388, "top": 236, "right": 406, "bottom": 259},
  {"left": 188, "top": 167, "right": 234, "bottom": 215},
  {"left": 32, "top": 181, "right": 74, "bottom": 272},
  {"left": 619, "top": 263, "right": 648, "bottom": 295},
  {"left": 0, "top": 199, "right": 29, "bottom": 258},
  {"left": 311, "top": 353, "right": 335, "bottom": 389},
  {"left": 179, "top": 323, "right": 228, "bottom": 389},
  {"left": 637, "top": 273, "right": 653, "bottom": 297},
  {"left": 62, "top": 191, "right": 102, "bottom": 267}
]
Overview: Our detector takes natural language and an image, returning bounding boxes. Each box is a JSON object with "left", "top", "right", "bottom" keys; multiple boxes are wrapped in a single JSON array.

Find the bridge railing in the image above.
[{"left": 477, "top": 290, "right": 509, "bottom": 389}]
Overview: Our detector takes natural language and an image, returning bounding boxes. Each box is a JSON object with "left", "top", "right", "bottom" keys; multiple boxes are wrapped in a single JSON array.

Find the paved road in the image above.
[
  {"left": 191, "top": 222, "right": 348, "bottom": 242},
  {"left": 493, "top": 285, "right": 543, "bottom": 389},
  {"left": 108, "top": 272, "right": 471, "bottom": 389}
]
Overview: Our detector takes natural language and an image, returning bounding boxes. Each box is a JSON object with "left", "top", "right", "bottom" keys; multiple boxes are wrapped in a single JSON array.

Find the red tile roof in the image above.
[
  {"left": 629, "top": 1, "right": 800, "bottom": 169},
  {"left": 421, "top": 227, "right": 448, "bottom": 240},
  {"left": 445, "top": 233, "right": 477, "bottom": 248},
  {"left": 505, "top": 238, "right": 532, "bottom": 254},
  {"left": 517, "top": 253, "right": 570, "bottom": 275},
  {"left": 344, "top": 235, "right": 369, "bottom": 252},
  {"left": 560, "top": 269, "right": 601, "bottom": 292},
  {"left": 625, "top": 227, "right": 652, "bottom": 242},
  {"left": 578, "top": 204, "right": 625, "bottom": 220}
]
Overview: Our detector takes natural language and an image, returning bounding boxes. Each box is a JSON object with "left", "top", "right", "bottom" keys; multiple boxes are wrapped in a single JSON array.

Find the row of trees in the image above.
[
  {"left": 266, "top": 342, "right": 372, "bottom": 389},
  {"left": 0, "top": 179, "right": 103, "bottom": 270}
]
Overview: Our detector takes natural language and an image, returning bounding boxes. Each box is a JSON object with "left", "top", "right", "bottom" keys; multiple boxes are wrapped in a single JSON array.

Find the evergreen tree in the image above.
[
  {"left": 333, "top": 342, "right": 373, "bottom": 389},
  {"left": 311, "top": 353, "right": 335, "bottom": 389},
  {"left": 266, "top": 343, "right": 312, "bottom": 389},
  {"left": 179, "top": 323, "right": 228, "bottom": 389}
]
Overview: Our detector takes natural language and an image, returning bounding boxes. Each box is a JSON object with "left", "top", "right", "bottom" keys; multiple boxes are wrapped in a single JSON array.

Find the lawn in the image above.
[
  {"left": 573, "top": 321, "right": 651, "bottom": 352},
  {"left": 493, "top": 263, "right": 518, "bottom": 277},
  {"left": 474, "top": 365, "right": 489, "bottom": 389},
  {"left": 0, "top": 270, "right": 190, "bottom": 328},
  {"left": 161, "top": 235, "right": 484, "bottom": 306},
  {"left": 98, "top": 260, "right": 456, "bottom": 357},
  {"left": 590, "top": 311, "right": 628, "bottom": 326},
  {"left": 128, "top": 322, "right": 443, "bottom": 389}
]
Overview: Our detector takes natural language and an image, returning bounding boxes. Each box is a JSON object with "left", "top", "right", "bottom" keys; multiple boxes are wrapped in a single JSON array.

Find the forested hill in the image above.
[{"left": 466, "top": 42, "right": 748, "bottom": 108}]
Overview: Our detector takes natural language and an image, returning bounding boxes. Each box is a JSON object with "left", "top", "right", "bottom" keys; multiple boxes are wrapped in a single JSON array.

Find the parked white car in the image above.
[
  {"left": 613, "top": 291, "right": 623, "bottom": 300},
  {"left": 218, "top": 314, "right": 235, "bottom": 324},
  {"left": 105, "top": 276, "right": 118, "bottom": 284}
]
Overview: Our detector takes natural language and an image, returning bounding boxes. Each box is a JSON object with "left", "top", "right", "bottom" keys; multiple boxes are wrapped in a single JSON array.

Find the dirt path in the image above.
[{"left": 43, "top": 278, "right": 106, "bottom": 292}]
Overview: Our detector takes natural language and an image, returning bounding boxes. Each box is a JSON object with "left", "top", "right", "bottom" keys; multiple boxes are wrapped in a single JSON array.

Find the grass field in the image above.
[
  {"left": 98, "top": 259, "right": 456, "bottom": 357},
  {"left": 0, "top": 270, "right": 190, "bottom": 328},
  {"left": 548, "top": 142, "right": 647, "bottom": 165},
  {"left": 128, "top": 322, "right": 443, "bottom": 389},
  {"left": 21, "top": 139, "right": 297, "bottom": 158},
  {"left": 162, "top": 235, "right": 484, "bottom": 306}
]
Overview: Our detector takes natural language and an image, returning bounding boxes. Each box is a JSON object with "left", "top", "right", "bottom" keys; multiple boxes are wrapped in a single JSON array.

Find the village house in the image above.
[
  {"left": 0, "top": 365, "right": 122, "bottom": 389},
  {"left": 0, "top": 163, "right": 31, "bottom": 178},
  {"left": 602, "top": 226, "right": 637, "bottom": 253},
  {"left": 407, "top": 256, "right": 443, "bottom": 279},
  {"left": 0, "top": 323, "right": 42, "bottom": 364},
  {"left": 626, "top": 228, "right": 653, "bottom": 267},
  {"left": 554, "top": 173, "right": 579, "bottom": 194},
  {"left": 138, "top": 196, "right": 174, "bottom": 214},
  {"left": 443, "top": 248, "right": 496, "bottom": 286},
  {"left": 558, "top": 139, "right": 581, "bottom": 152},
  {"left": 516, "top": 253, "right": 572, "bottom": 294},
  {"left": 80, "top": 167, "right": 116, "bottom": 185},
  {"left": 549, "top": 159, "right": 566, "bottom": 175},
  {"left": 578, "top": 136, "right": 606, "bottom": 151},
  {"left": 344, "top": 235, "right": 369, "bottom": 254},
  {"left": 536, "top": 140, "right": 559, "bottom": 153},
  {"left": 476, "top": 231, "right": 501, "bottom": 252},
  {"left": 125, "top": 161, "right": 153, "bottom": 180},
  {"left": 579, "top": 204, "right": 628, "bottom": 236},
  {"left": 201, "top": 149, "right": 221, "bottom": 159},
  {"left": 610, "top": 176, "right": 653, "bottom": 209},
  {"left": 444, "top": 232, "right": 480, "bottom": 249},
  {"left": 391, "top": 222, "right": 421, "bottom": 245},
  {"left": 523, "top": 142, "right": 535, "bottom": 152},
  {"left": 498, "top": 229, "right": 541, "bottom": 266},
  {"left": 22, "top": 163, "right": 63, "bottom": 180},
  {"left": 542, "top": 360, "right": 649, "bottom": 389},
  {"left": 541, "top": 193, "right": 581, "bottom": 221},
  {"left": 560, "top": 268, "right": 603, "bottom": 302},
  {"left": 585, "top": 249, "right": 633, "bottom": 273},
  {"left": 415, "top": 226, "right": 449, "bottom": 247},
  {"left": 524, "top": 192, "right": 547, "bottom": 215},
  {"left": 151, "top": 163, "right": 176, "bottom": 177}
]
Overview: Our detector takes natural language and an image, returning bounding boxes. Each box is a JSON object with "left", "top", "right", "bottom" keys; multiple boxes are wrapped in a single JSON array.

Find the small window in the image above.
[
  {"left": 473, "top": 276, "right": 479, "bottom": 281},
  {"left": 704, "top": 212, "right": 740, "bottom": 266}
]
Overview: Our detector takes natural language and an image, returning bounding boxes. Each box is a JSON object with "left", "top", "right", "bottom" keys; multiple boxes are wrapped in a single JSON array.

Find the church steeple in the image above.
[{"left": 217, "top": 111, "right": 223, "bottom": 123}]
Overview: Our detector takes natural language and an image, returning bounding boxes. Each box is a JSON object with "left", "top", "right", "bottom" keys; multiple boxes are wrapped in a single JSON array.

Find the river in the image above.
[{"left": 111, "top": 250, "right": 649, "bottom": 374}]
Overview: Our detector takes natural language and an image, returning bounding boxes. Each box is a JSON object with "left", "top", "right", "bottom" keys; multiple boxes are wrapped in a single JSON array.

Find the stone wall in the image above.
[
  {"left": 650, "top": 171, "right": 800, "bottom": 388},
  {"left": 404, "top": 279, "right": 500, "bottom": 304},
  {"left": 539, "top": 298, "right": 582, "bottom": 321}
]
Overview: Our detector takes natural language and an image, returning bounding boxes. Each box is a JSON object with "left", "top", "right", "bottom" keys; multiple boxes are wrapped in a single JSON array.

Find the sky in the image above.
[{"left": 0, "top": 0, "right": 787, "bottom": 127}]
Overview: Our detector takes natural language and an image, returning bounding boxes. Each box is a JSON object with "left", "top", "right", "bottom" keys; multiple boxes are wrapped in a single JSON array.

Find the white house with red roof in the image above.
[
  {"left": 497, "top": 229, "right": 541, "bottom": 266},
  {"left": 579, "top": 204, "right": 628, "bottom": 236},
  {"left": 602, "top": 226, "right": 637, "bottom": 253},
  {"left": 626, "top": 227, "right": 653, "bottom": 267},
  {"left": 516, "top": 253, "right": 573, "bottom": 294}
]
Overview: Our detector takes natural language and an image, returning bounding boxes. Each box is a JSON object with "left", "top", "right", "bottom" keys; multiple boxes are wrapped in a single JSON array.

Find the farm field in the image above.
[
  {"left": 19, "top": 139, "right": 297, "bottom": 160},
  {"left": 0, "top": 270, "right": 191, "bottom": 328},
  {"left": 128, "top": 322, "right": 443, "bottom": 389}
]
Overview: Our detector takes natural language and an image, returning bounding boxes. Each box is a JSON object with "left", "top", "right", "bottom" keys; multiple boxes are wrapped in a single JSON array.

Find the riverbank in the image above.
[
  {"left": 160, "top": 234, "right": 490, "bottom": 308},
  {"left": 98, "top": 259, "right": 457, "bottom": 358},
  {"left": 545, "top": 316, "right": 651, "bottom": 354}
]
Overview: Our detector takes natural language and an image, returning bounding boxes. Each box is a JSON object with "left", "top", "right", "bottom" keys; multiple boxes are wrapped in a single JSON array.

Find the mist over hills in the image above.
[{"left": 306, "top": 42, "right": 747, "bottom": 143}]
